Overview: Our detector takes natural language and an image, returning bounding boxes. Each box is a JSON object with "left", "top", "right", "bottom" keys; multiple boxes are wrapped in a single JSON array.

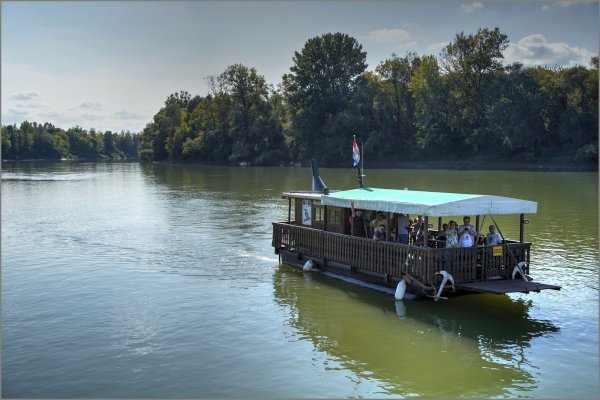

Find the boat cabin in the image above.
[{"left": 273, "top": 187, "right": 561, "bottom": 298}]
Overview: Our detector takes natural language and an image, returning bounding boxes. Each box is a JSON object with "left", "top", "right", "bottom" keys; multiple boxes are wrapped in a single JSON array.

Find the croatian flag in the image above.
[{"left": 352, "top": 139, "right": 360, "bottom": 167}]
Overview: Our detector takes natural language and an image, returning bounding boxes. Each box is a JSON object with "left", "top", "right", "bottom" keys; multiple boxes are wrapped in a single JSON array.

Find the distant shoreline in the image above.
[
  {"left": 347, "top": 159, "right": 598, "bottom": 172},
  {"left": 3, "top": 158, "right": 597, "bottom": 172}
]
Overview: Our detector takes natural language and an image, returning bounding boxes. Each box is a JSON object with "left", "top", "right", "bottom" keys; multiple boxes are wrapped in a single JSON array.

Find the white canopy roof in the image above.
[{"left": 320, "top": 188, "right": 537, "bottom": 216}]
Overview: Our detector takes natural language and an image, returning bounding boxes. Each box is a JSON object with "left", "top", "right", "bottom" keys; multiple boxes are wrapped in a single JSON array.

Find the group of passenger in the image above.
[
  {"left": 350, "top": 202, "right": 391, "bottom": 240},
  {"left": 425, "top": 216, "right": 504, "bottom": 248},
  {"left": 429, "top": 216, "right": 504, "bottom": 248},
  {"left": 350, "top": 202, "right": 503, "bottom": 248},
  {"left": 442, "top": 216, "right": 501, "bottom": 248}
]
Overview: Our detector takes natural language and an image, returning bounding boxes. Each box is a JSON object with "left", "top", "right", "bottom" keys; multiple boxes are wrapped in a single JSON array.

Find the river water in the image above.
[{"left": 2, "top": 162, "right": 598, "bottom": 398}]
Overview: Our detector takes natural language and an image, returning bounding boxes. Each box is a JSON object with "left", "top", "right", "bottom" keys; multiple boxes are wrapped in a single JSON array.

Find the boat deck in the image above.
[{"left": 456, "top": 280, "right": 561, "bottom": 294}]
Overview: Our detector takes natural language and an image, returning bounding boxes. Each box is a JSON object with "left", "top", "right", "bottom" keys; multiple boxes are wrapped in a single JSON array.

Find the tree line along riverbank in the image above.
[{"left": 2, "top": 28, "right": 598, "bottom": 170}]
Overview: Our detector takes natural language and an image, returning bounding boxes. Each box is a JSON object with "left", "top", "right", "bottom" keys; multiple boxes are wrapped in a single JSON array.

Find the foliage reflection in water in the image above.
[{"left": 273, "top": 265, "right": 559, "bottom": 398}]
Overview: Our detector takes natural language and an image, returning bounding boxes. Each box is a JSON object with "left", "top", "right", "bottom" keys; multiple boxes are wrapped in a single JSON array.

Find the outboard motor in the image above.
[{"left": 310, "top": 159, "right": 329, "bottom": 194}]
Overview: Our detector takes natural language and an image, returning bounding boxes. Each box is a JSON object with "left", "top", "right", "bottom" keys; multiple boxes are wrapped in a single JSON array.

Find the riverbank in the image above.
[
  {"left": 170, "top": 155, "right": 598, "bottom": 171},
  {"left": 2, "top": 155, "right": 139, "bottom": 163},
  {"left": 2, "top": 157, "right": 596, "bottom": 172},
  {"left": 185, "top": 158, "right": 598, "bottom": 172},
  {"left": 357, "top": 159, "right": 598, "bottom": 172}
]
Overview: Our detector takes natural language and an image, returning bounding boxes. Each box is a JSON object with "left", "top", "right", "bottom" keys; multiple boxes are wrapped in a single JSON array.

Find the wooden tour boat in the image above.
[{"left": 272, "top": 160, "right": 561, "bottom": 300}]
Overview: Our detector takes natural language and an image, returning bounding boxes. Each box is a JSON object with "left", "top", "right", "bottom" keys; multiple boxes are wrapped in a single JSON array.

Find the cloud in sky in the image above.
[
  {"left": 2, "top": 1, "right": 597, "bottom": 132},
  {"left": 557, "top": 0, "right": 596, "bottom": 6},
  {"left": 80, "top": 113, "right": 105, "bottom": 121},
  {"left": 367, "top": 28, "right": 412, "bottom": 45},
  {"left": 542, "top": 0, "right": 596, "bottom": 11},
  {"left": 39, "top": 111, "right": 63, "bottom": 119},
  {"left": 113, "top": 110, "right": 146, "bottom": 120},
  {"left": 79, "top": 101, "right": 101, "bottom": 110},
  {"left": 16, "top": 102, "right": 44, "bottom": 109},
  {"left": 8, "top": 109, "right": 30, "bottom": 116},
  {"left": 504, "top": 34, "right": 595, "bottom": 67},
  {"left": 461, "top": 2, "right": 483, "bottom": 14},
  {"left": 9, "top": 92, "right": 40, "bottom": 101},
  {"left": 427, "top": 41, "right": 449, "bottom": 56}
]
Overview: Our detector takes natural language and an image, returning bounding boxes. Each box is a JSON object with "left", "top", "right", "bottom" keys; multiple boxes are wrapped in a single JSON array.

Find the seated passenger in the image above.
[
  {"left": 371, "top": 211, "right": 388, "bottom": 231},
  {"left": 373, "top": 224, "right": 386, "bottom": 241},
  {"left": 458, "top": 216, "right": 481, "bottom": 248},
  {"left": 486, "top": 224, "right": 503, "bottom": 246},
  {"left": 396, "top": 213, "right": 410, "bottom": 244},
  {"left": 445, "top": 220, "right": 459, "bottom": 248}
]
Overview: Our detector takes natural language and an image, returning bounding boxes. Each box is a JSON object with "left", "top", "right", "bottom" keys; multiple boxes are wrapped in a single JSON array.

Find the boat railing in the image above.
[
  {"left": 478, "top": 242, "right": 531, "bottom": 280},
  {"left": 272, "top": 222, "right": 530, "bottom": 285}
]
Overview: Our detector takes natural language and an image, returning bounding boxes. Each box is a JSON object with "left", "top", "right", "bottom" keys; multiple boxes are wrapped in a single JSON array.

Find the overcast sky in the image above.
[{"left": 2, "top": 0, "right": 598, "bottom": 133}]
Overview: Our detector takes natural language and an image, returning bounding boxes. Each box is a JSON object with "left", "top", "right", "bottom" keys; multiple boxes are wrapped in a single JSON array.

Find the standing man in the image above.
[
  {"left": 486, "top": 224, "right": 503, "bottom": 246},
  {"left": 458, "top": 216, "right": 481, "bottom": 247},
  {"left": 396, "top": 213, "right": 410, "bottom": 244},
  {"left": 350, "top": 201, "right": 367, "bottom": 238}
]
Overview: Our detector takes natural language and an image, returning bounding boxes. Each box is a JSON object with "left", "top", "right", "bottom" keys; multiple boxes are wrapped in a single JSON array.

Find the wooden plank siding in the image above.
[
  {"left": 273, "top": 222, "right": 531, "bottom": 286},
  {"left": 479, "top": 243, "right": 531, "bottom": 279}
]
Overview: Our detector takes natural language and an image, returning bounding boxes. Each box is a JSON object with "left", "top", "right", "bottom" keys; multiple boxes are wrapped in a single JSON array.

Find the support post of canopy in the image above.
[
  {"left": 438, "top": 217, "right": 442, "bottom": 232},
  {"left": 386, "top": 212, "right": 391, "bottom": 241},
  {"left": 288, "top": 198, "right": 291, "bottom": 223},
  {"left": 323, "top": 205, "right": 328, "bottom": 231},
  {"left": 476, "top": 215, "right": 480, "bottom": 232},
  {"left": 520, "top": 214, "right": 525, "bottom": 243},
  {"left": 424, "top": 216, "right": 429, "bottom": 247}
]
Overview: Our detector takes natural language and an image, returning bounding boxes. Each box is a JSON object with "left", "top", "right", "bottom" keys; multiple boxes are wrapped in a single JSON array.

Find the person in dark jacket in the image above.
[{"left": 350, "top": 201, "right": 367, "bottom": 237}]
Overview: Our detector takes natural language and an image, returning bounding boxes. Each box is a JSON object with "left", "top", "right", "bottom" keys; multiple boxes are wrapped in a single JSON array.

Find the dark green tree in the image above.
[
  {"left": 218, "top": 64, "right": 270, "bottom": 161},
  {"left": 374, "top": 52, "right": 421, "bottom": 149},
  {"left": 283, "top": 32, "right": 367, "bottom": 160},
  {"left": 441, "top": 27, "right": 509, "bottom": 154},
  {"left": 409, "top": 55, "right": 453, "bottom": 155}
]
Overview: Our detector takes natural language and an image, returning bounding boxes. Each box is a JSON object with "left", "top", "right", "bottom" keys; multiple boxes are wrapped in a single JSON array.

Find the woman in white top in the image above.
[{"left": 445, "top": 220, "right": 459, "bottom": 248}]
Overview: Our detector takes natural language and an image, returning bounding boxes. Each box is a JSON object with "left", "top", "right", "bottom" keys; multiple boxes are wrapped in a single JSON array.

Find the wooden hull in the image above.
[{"left": 278, "top": 250, "right": 434, "bottom": 298}]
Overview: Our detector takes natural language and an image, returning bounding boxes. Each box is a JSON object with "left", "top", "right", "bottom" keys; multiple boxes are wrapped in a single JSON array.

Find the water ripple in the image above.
[{"left": 2, "top": 163, "right": 598, "bottom": 398}]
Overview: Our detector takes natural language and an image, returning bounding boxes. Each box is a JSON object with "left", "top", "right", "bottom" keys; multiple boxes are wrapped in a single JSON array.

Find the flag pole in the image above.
[
  {"left": 361, "top": 138, "right": 364, "bottom": 184},
  {"left": 354, "top": 134, "right": 364, "bottom": 189}
]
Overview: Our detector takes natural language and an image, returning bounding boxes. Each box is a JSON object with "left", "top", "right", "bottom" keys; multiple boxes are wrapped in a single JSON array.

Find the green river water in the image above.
[{"left": 2, "top": 162, "right": 598, "bottom": 398}]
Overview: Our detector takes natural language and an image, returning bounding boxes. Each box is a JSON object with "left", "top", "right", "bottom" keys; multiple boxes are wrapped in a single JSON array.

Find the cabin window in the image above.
[
  {"left": 314, "top": 205, "right": 324, "bottom": 222},
  {"left": 328, "top": 208, "right": 341, "bottom": 224}
]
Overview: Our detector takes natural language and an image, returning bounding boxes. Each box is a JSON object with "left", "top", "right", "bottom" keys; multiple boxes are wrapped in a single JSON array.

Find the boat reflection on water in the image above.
[{"left": 273, "top": 265, "right": 559, "bottom": 398}]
